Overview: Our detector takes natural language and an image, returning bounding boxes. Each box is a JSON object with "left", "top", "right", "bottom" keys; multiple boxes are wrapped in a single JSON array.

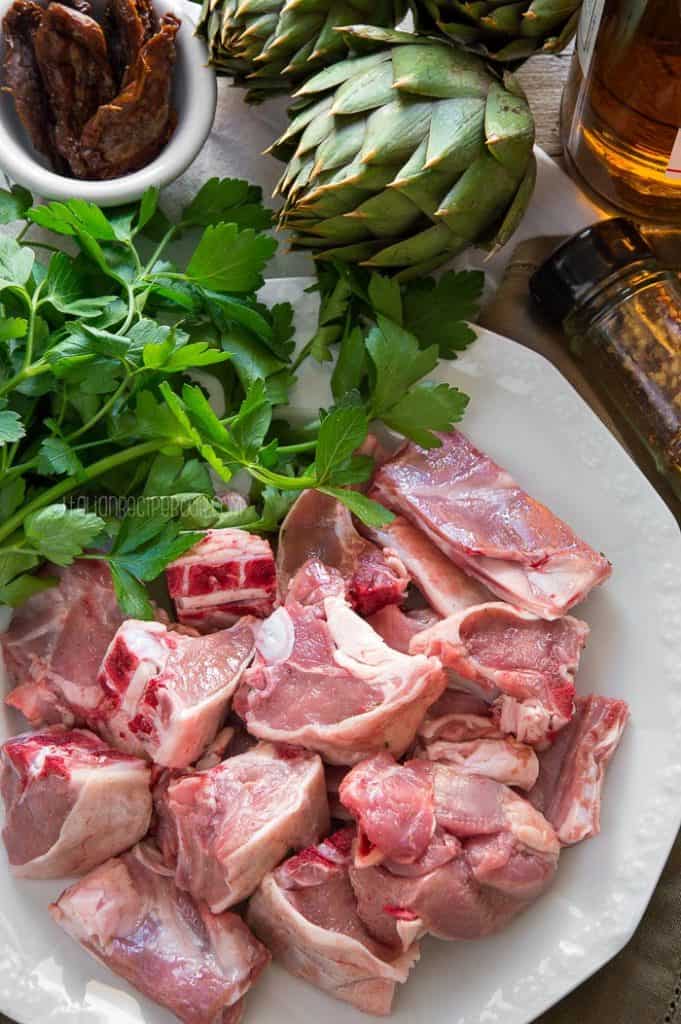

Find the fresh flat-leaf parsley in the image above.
[{"left": 0, "top": 177, "right": 481, "bottom": 614}]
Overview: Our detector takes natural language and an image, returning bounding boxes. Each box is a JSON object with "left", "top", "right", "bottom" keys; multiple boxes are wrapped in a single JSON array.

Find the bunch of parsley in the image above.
[{"left": 0, "top": 179, "right": 482, "bottom": 616}]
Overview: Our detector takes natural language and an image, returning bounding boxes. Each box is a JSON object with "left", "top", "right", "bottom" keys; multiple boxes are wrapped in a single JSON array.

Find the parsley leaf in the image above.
[
  {"left": 186, "top": 224, "right": 277, "bottom": 293},
  {"left": 24, "top": 505, "right": 106, "bottom": 565},
  {"left": 0, "top": 404, "right": 25, "bottom": 444},
  {"left": 182, "top": 178, "right": 273, "bottom": 230},
  {"left": 0, "top": 185, "right": 32, "bottom": 224},
  {"left": 366, "top": 316, "right": 439, "bottom": 418},
  {"left": 45, "top": 252, "right": 118, "bottom": 318},
  {"left": 109, "top": 564, "right": 155, "bottom": 619},
  {"left": 29, "top": 199, "right": 118, "bottom": 241},
  {"left": 319, "top": 487, "right": 394, "bottom": 527},
  {"left": 36, "top": 437, "right": 83, "bottom": 476},
  {"left": 315, "top": 397, "right": 368, "bottom": 484},
  {"left": 0, "top": 572, "right": 56, "bottom": 606},
  {"left": 382, "top": 381, "right": 470, "bottom": 448},
  {"left": 0, "top": 237, "right": 34, "bottom": 290},
  {"left": 143, "top": 453, "right": 213, "bottom": 497},
  {"left": 402, "top": 270, "right": 483, "bottom": 358}
]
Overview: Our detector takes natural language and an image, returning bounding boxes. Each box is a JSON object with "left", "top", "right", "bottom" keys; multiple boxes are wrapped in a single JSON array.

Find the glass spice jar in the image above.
[{"left": 530, "top": 218, "right": 681, "bottom": 501}]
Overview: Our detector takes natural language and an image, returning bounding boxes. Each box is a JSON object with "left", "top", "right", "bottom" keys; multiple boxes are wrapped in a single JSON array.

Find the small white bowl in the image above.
[{"left": 0, "top": 0, "right": 217, "bottom": 205}]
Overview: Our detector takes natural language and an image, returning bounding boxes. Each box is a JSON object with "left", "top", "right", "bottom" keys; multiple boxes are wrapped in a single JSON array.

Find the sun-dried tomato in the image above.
[
  {"left": 33, "top": 2, "right": 116, "bottom": 173},
  {"left": 104, "top": 0, "right": 157, "bottom": 88},
  {"left": 1, "top": 0, "right": 66, "bottom": 169},
  {"left": 78, "top": 14, "right": 179, "bottom": 180}
]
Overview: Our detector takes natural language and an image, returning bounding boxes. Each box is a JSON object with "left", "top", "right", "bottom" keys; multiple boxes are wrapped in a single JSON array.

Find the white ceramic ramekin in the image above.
[{"left": 0, "top": 0, "right": 217, "bottom": 205}]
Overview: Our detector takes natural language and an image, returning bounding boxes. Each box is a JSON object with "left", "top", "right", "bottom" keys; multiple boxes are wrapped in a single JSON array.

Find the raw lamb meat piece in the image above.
[
  {"left": 166, "top": 528, "right": 277, "bottom": 632},
  {"left": 411, "top": 603, "right": 589, "bottom": 744},
  {"left": 340, "top": 754, "right": 560, "bottom": 948},
  {"left": 529, "top": 694, "right": 629, "bottom": 844},
  {"left": 234, "top": 595, "right": 445, "bottom": 765},
  {"left": 2, "top": 560, "right": 124, "bottom": 727},
  {"left": 277, "top": 490, "right": 408, "bottom": 616},
  {"left": 362, "top": 516, "right": 490, "bottom": 616},
  {"left": 154, "top": 742, "right": 329, "bottom": 912},
  {"left": 1, "top": 726, "right": 151, "bottom": 879},
  {"left": 415, "top": 704, "right": 539, "bottom": 791},
  {"left": 247, "top": 829, "right": 419, "bottom": 1016},
  {"left": 366, "top": 605, "right": 440, "bottom": 655},
  {"left": 285, "top": 558, "right": 347, "bottom": 610},
  {"left": 51, "top": 845, "right": 269, "bottom": 1024},
  {"left": 370, "top": 431, "right": 611, "bottom": 620},
  {"left": 96, "top": 617, "right": 255, "bottom": 767}
]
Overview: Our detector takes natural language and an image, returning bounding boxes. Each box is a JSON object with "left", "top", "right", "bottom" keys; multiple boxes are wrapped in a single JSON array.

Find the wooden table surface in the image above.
[
  {"left": 0, "top": 49, "right": 575, "bottom": 1024},
  {"left": 517, "top": 48, "right": 573, "bottom": 160}
]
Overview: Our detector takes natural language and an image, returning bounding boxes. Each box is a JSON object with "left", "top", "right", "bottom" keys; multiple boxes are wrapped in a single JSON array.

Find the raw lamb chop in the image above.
[
  {"left": 248, "top": 829, "right": 419, "bottom": 1016},
  {"left": 277, "top": 489, "right": 408, "bottom": 615},
  {"left": 234, "top": 595, "right": 445, "bottom": 765},
  {"left": 366, "top": 605, "right": 440, "bottom": 655},
  {"left": 2, "top": 560, "right": 123, "bottom": 727},
  {"left": 362, "top": 516, "right": 490, "bottom": 616},
  {"left": 370, "top": 431, "right": 611, "bottom": 620},
  {"left": 340, "top": 753, "right": 560, "bottom": 948},
  {"left": 529, "top": 694, "right": 629, "bottom": 844},
  {"left": 154, "top": 742, "right": 329, "bottom": 912},
  {"left": 411, "top": 603, "right": 589, "bottom": 745},
  {"left": 95, "top": 617, "right": 255, "bottom": 767},
  {"left": 1, "top": 726, "right": 151, "bottom": 878},
  {"left": 50, "top": 845, "right": 269, "bottom": 1024},
  {"left": 166, "top": 528, "right": 277, "bottom": 632},
  {"left": 415, "top": 702, "right": 539, "bottom": 791}
]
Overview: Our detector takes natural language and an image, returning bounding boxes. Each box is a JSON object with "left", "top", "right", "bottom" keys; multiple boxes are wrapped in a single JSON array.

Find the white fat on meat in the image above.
[
  {"left": 370, "top": 431, "right": 611, "bottom": 619},
  {"left": 248, "top": 829, "right": 419, "bottom": 1016},
  {"left": 411, "top": 602, "right": 589, "bottom": 745},
  {"left": 340, "top": 754, "right": 560, "bottom": 948},
  {"left": 415, "top": 702, "right": 539, "bottom": 790},
  {"left": 154, "top": 741, "right": 330, "bottom": 913},
  {"left": 50, "top": 845, "right": 270, "bottom": 1024},
  {"left": 95, "top": 617, "right": 255, "bottom": 768},
  {"left": 166, "top": 528, "right": 277, "bottom": 632},
  {"left": 1, "top": 726, "right": 151, "bottom": 879},
  {"left": 234, "top": 594, "right": 445, "bottom": 766}
]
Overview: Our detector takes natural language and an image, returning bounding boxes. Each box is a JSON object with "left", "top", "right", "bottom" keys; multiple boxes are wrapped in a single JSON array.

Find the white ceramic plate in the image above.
[{"left": 1, "top": 288, "right": 680, "bottom": 1024}]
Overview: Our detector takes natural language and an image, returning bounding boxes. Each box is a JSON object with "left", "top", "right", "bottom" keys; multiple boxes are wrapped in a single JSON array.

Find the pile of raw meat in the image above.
[{"left": 0, "top": 430, "right": 629, "bottom": 1022}]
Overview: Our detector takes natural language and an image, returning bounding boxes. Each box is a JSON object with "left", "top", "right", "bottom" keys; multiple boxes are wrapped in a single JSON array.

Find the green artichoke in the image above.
[
  {"left": 271, "top": 27, "right": 536, "bottom": 278},
  {"left": 197, "top": 0, "right": 406, "bottom": 100},
  {"left": 421, "top": 0, "right": 582, "bottom": 62}
]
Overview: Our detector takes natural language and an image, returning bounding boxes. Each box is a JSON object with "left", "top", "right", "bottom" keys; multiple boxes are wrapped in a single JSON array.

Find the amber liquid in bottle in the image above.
[{"left": 562, "top": 0, "right": 681, "bottom": 222}]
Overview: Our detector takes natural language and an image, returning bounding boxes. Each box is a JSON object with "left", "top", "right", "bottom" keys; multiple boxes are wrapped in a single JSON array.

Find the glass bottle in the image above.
[
  {"left": 530, "top": 219, "right": 681, "bottom": 502},
  {"left": 561, "top": 0, "right": 681, "bottom": 222}
]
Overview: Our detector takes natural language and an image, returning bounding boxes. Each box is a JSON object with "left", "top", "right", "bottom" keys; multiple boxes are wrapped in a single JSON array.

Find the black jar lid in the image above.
[{"left": 530, "top": 218, "right": 655, "bottom": 323}]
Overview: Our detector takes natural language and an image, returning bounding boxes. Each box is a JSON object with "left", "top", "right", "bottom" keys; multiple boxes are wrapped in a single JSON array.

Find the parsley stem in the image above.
[
  {"left": 247, "top": 465, "right": 316, "bottom": 490},
  {"left": 23, "top": 280, "right": 45, "bottom": 372},
  {"left": 143, "top": 226, "right": 177, "bottom": 276},
  {"left": 291, "top": 339, "right": 315, "bottom": 373},
  {"left": 0, "top": 360, "right": 49, "bottom": 398},
  {"left": 66, "top": 376, "right": 130, "bottom": 442},
  {"left": 0, "top": 440, "right": 162, "bottom": 545},
  {"left": 276, "top": 441, "right": 317, "bottom": 455},
  {"left": 119, "top": 281, "right": 137, "bottom": 335}
]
